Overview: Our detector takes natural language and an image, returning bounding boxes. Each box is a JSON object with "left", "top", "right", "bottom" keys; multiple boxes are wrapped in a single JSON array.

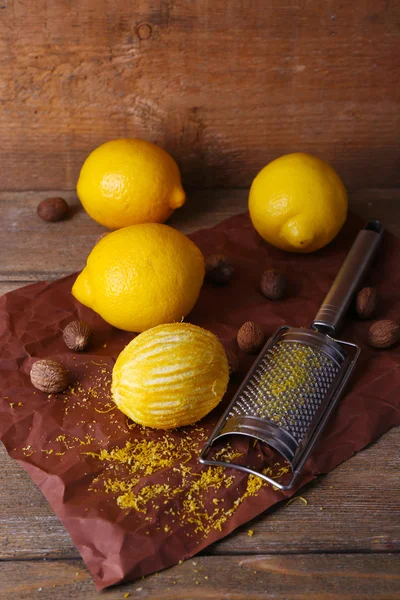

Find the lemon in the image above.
[
  {"left": 72, "top": 223, "right": 204, "bottom": 332},
  {"left": 248, "top": 153, "right": 348, "bottom": 253},
  {"left": 77, "top": 138, "right": 186, "bottom": 229},
  {"left": 112, "top": 323, "right": 229, "bottom": 429}
]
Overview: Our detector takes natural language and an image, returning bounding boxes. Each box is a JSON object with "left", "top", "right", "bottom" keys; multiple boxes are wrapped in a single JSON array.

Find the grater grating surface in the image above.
[
  {"left": 230, "top": 341, "right": 340, "bottom": 444},
  {"left": 199, "top": 327, "right": 359, "bottom": 491}
]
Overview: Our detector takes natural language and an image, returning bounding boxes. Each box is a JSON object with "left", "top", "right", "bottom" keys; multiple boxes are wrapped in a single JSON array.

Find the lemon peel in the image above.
[
  {"left": 249, "top": 152, "right": 347, "bottom": 253},
  {"left": 77, "top": 138, "right": 186, "bottom": 229},
  {"left": 72, "top": 223, "right": 204, "bottom": 332}
]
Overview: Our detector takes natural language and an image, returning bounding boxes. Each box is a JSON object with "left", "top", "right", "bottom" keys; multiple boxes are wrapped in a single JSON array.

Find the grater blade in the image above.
[
  {"left": 228, "top": 336, "right": 342, "bottom": 450},
  {"left": 199, "top": 326, "right": 360, "bottom": 490}
]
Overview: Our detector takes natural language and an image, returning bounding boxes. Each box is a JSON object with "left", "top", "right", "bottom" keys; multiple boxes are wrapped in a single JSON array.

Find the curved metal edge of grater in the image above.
[{"left": 199, "top": 326, "right": 361, "bottom": 491}]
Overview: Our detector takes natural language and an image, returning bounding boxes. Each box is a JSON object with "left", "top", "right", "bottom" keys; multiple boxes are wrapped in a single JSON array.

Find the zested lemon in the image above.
[
  {"left": 72, "top": 223, "right": 205, "bottom": 332},
  {"left": 112, "top": 323, "right": 229, "bottom": 429}
]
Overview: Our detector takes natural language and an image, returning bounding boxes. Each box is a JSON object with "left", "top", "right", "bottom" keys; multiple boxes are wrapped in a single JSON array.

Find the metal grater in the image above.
[{"left": 199, "top": 221, "right": 384, "bottom": 490}]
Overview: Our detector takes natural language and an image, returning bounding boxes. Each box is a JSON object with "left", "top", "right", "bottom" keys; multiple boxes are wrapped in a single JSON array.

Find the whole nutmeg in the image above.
[
  {"left": 37, "top": 197, "right": 69, "bottom": 222},
  {"left": 225, "top": 347, "right": 240, "bottom": 375},
  {"left": 63, "top": 320, "right": 92, "bottom": 352},
  {"left": 237, "top": 321, "right": 265, "bottom": 354},
  {"left": 368, "top": 320, "right": 400, "bottom": 349},
  {"left": 205, "top": 254, "right": 234, "bottom": 285},
  {"left": 260, "top": 269, "right": 287, "bottom": 300},
  {"left": 30, "top": 359, "right": 69, "bottom": 393},
  {"left": 355, "top": 287, "right": 378, "bottom": 319}
]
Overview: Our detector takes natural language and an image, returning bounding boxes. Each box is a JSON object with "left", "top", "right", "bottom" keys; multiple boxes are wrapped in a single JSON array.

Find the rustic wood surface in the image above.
[
  {"left": 1, "top": 188, "right": 400, "bottom": 284},
  {"left": 2, "top": 555, "right": 400, "bottom": 600},
  {"left": 0, "top": 0, "right": 399, "bottom": 190},
  {"left": 0, "top": 189, "right": 399, "bottom": 599}
]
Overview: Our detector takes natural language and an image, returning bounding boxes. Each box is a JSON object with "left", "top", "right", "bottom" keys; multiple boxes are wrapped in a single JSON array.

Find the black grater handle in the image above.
[{"left": 312, "top": 221, "right": 383, "bottom": 335}]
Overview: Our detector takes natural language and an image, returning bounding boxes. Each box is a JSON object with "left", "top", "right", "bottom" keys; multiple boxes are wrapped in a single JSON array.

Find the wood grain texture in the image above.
[
  {"left": 1, "top": 188, "right": 399, "bottom": 598},
  {"left": 0, "top": 0, "right": 399, "bottom": 190},
  {"left": 0, "top": 428, "right": 399, "bottom": 560},
  {"left": 1, "top": 554, "right": 400, "bottom": 600},
  {"left": 1, "top": 188, "right": 400, "bottom": 282}
]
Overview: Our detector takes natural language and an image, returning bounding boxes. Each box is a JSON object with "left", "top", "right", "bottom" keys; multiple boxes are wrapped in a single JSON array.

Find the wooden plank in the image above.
[
  {"left": 1, "top": 187, "right": 399, "bottom": 561},
  {"left": 1, "top": 427, "right": 399, "bottom": 560},
  {"left": 1, "top": 554, "right": 400, "bottom": 600},
  {"left": 1, "top": 186, "right": 400, "bottom": 600},
  {"left": 0, "top": 189, "right": 245, "bottom": 281},
  {"left": 0, "top": 1, "right": 399, "bottom": 190},
  {"left": 1, "top": 189, "right": 400, "bottom": 282}
]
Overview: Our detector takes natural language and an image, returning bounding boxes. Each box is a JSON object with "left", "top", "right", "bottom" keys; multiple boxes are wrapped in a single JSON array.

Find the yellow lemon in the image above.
[
  {"left": 77, "top": 138, "right": 186, "bottom": 229},
  {"left": 112, "top": 323, "right": 229, "bottom": 429},
  {"left": 248, "top": 153, "right": 348, "bottom": 253},
  {"left": 72, "top": 223, "right": 204, "bottom": 332}
]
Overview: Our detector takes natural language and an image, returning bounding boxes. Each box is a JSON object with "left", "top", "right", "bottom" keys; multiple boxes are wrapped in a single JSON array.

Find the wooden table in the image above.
[{"left": 1, "top": 189, "right": 399, "bottom": 599}]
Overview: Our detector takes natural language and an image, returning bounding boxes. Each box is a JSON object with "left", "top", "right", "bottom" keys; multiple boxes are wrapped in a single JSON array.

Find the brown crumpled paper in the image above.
[{"left": 1, "top": 212, "right": 400, "bottom": 590}]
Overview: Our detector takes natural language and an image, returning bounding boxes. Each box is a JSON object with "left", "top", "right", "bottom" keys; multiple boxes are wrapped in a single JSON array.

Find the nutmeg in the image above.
[
  {"left": 225, "top": 347, "right": 240, "bottom": 375},
  {"left": 63, "top": 320, "right": 92, "bottom": 352},
  {"left": 30, "top": 359, "right": 69, "bottom": 393},
  {"left": 368, "top": 319, "right": 400, "bottom": 349},
  {"left": 237, "top": 321, "right": 265, "bottom": 354},
  {"left": 355, "top": 287, "right": 378, "bottom": 319},
  {"left": 37, "top": 197, "right": 69, "bottom": 222},
  {"left": 205, "top": 254, "right": 234, "bottom": 285},
  {"left": 260, "top": 269, "right": 287, "bottom": 300}
]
